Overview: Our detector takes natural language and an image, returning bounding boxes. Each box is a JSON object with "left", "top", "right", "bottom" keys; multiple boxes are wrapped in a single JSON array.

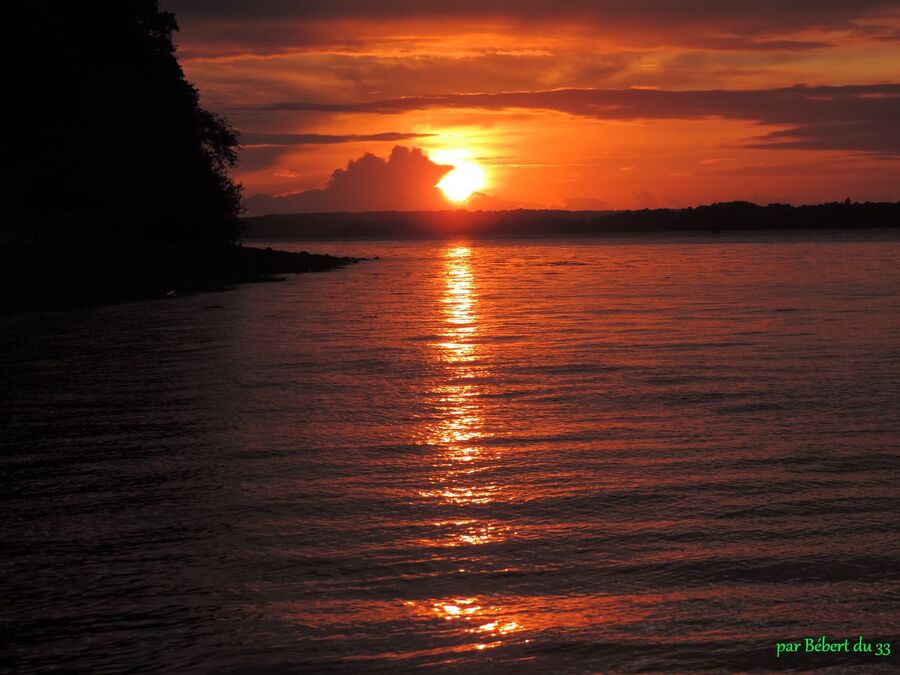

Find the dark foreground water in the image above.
[{"left": 3, "top": 233, "right": 900, "bottom": 673}]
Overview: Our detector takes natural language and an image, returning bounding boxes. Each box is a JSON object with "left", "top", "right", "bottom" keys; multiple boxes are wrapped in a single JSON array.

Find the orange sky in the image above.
[{"left": 163, "top": 1, "right": 900, "bottom": 213}]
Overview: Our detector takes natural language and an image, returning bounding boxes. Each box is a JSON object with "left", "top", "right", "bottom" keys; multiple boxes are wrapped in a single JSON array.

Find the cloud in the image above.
[
  {"left": 253, "top": 84, "right": 900, "bottom": 156},
  {"left": 235, "top": 131, "right": 436, "bottom": 170},
  {"left": 158, "top": 1, "right": 900, "bottom": 205},
  {"left": 166, "top": 1, "right": 897, "bottom": 33},
  {"left": 744, "top": 122, "right": 900, "bottom": 155},
  {"left": 240, "top": 131, "right": 434, "bottom": 145},
  {"left": 161, "top": 0, "right": 900, "bottom": 62},
  {"left": 243, "top": 145, "right": 453, "bottom": 214},
  {"left": 179, "top": 47, "right": 637, "bottom": 105}
]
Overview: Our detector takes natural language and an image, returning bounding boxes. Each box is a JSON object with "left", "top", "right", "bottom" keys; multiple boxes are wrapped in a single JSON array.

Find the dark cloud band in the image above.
[
  {"left": 240, "top": 131, "right": 435, "bottom": 145},
  {"left": 166, "top": 0, "right": 895, "bottom": 29},
  {"left": 247, "top": 84, "right": 900, "bottom": 156}
]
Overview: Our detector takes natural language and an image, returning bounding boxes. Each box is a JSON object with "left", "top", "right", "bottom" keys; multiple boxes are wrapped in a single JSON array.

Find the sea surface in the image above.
[{"left": 3, "top": 233, "right": 900, "bottom": 673}]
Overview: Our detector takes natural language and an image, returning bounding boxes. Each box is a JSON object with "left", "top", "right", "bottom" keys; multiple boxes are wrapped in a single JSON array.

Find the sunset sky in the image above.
[{"left": 163, "top": 1, "right": 900, "bottom": 213}]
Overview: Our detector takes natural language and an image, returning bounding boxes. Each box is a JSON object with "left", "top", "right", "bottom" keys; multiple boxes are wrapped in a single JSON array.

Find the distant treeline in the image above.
[{"left": 244, "top": 201, "right": 900, "bottom": 239}]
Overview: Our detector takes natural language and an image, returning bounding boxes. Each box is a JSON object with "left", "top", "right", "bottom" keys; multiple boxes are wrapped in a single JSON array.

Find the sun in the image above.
[{"left": 432, "top": 149, "right": 486, "bottom": 203}]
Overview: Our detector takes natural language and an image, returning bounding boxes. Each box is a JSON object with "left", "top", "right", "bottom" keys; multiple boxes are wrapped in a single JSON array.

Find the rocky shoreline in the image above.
[{"left": 0, "top": 243, "right": 361, "bottom": 313}]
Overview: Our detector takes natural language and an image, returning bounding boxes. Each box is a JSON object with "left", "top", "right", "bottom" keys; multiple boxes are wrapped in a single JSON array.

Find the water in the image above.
[{"left": 3, "top": 234, "right": 900, "bottom": 672}]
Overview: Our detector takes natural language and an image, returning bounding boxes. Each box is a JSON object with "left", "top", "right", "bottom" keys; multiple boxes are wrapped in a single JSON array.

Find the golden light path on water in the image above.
[
  {"left": 411, "top": 245, "right": 525, "bottom": 652},
  {"left": 10, "top": 238, "right": 900, "bottom": 671}
]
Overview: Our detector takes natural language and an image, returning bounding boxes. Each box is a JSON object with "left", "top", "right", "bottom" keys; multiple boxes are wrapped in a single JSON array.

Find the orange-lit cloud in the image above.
[
  {"left": 244, "top": 146, "right": 453, "bottom": 213},
  {"left": 161, "top": 0, "right": 900, "bottom": 211},
  {"left": 251, "top": 85, "right": 900, "bottom": 156}
]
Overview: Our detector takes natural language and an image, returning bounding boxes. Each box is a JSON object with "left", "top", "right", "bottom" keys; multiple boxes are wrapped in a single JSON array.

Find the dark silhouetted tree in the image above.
[{"left": 5, "top": 1, "right": 242, "bottom": 242}]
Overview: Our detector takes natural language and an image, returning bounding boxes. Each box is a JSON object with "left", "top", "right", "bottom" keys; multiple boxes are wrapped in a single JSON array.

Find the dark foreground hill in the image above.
[{"left": 244, "top": 201, "right": 900, "bottom": 239}]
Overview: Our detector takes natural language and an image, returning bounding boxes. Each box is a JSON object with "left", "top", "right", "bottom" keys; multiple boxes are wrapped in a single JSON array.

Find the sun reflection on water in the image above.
[
  {"left": 420, "top": 245, "right": 493, "bottom": 508},
  {"left": 412, "top": 245, "right": 525, "bottom": 651},
  {"left": 436, "top": 245, "right": 480, "bottom": 364},
  {"left": 429, "top": 597, "right": 524, "bottom": 649}
]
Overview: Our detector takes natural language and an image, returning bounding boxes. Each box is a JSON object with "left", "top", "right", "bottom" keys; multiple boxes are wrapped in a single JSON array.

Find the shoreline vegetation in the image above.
[
  {"left": 0, "top": 243, "right": 360, "bottom": 313},
  {"left": 244, "top": 200, "right": 900, "bottom": 239},
  {"left": 3, "top": 3, "right": 359, "bottom": 314}
]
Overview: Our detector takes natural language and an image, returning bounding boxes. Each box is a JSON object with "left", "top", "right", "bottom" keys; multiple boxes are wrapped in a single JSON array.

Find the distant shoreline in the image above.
[
  {"left": 0, "top": 243, "right": 360, "bottom": 313},
  {"left": 243, "top": 201, "right": 900, "bottom": 239}
]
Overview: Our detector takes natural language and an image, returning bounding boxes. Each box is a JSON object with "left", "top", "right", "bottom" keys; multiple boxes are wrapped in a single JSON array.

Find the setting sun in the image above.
[{"left": 433, "top": 150, "right": 487, "bottom": 203}]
